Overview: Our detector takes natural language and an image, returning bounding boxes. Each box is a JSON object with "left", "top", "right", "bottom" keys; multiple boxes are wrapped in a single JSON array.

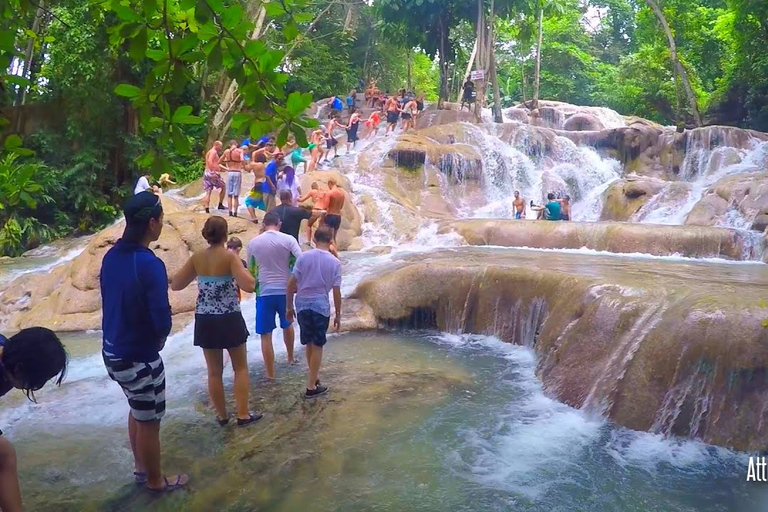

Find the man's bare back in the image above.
[{"left": 326, "top": 188, "right": 345, "bottom": 215}]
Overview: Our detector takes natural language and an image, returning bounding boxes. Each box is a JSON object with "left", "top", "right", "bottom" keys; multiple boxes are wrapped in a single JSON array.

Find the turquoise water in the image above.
[{"left": 1, "top": 329, "right": 763, "bottom": 511}]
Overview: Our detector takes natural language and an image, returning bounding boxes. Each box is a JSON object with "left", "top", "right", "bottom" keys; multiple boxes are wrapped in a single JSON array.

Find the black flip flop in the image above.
[{"left": 236, "top": 413, "right": 264, "bottom": 427}]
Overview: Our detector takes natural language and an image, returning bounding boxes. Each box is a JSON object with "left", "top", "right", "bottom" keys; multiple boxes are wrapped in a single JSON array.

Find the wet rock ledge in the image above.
[{"left": 351, "top": 248, "right": 768, "bottom": 451}]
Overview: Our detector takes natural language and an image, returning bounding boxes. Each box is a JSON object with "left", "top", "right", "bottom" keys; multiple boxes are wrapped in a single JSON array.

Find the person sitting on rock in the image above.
[
  {"left": 531, "top": 193, "right": 562, "bottom": 221},
  {"left": 559, "top": 195, "right": 572, "bottom": 221},
  {"left": 0, "top": 327, "right": 68, "bottom": 512}
]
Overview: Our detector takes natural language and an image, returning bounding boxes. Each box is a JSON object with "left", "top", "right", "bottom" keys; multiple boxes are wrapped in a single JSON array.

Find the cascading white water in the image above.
[
  {"left": 437, "top": 122, "right": 622, "bottom": 220},
  {"left": 636, "top": 137, "right": 768, "bottom": 227}
]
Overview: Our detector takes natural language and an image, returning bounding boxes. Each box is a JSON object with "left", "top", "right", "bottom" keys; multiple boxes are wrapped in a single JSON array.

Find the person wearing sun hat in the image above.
[{"left": 99, "top": 191, "right": 189, "bottom": 493}]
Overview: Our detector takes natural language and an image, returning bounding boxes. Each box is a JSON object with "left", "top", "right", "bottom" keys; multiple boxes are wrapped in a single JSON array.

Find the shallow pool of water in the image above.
[{"left": 2, "top": 329, "right": 764, "bottom": 511}]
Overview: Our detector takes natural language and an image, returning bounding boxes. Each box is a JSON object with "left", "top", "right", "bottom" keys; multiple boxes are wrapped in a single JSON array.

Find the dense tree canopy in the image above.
[{"left": 1, "top": 0, "right": 767, "bottom": 255}]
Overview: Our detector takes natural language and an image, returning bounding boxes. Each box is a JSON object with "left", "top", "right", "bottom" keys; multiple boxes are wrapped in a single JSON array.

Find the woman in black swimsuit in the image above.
[{"left": 345, "top": 108, "right": 361, "bottom": 154}]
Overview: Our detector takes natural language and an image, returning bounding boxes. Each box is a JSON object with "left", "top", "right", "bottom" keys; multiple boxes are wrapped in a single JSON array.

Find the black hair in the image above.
[
  {"left": 547, "top": 193, "right": 555, "bottom": 200},
  {"left": 3, "top": 327, "right": 68, "bottom": 402},
  {"left": 314, "top": 226, "right": 333, "bottom": 245},
  {"left": 202, "top": 216, "right": 228, "bottom": 245},
  {"left": 564, "top": 195, "right": 571, "bottom": 201},
  {"left": 279, "top": 190, "right": 293, "bottom": 202},
  {"left": 263, "top": 211, "right": 281, "bottom": 227}
]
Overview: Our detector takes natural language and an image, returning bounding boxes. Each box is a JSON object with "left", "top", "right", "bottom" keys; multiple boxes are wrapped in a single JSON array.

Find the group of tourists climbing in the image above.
[{"left": 94, "top": 189, "right": 343, "bottom": 493}]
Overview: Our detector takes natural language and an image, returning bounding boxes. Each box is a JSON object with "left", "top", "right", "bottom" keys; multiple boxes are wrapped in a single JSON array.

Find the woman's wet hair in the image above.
[
  {"left": 202, "top": 216, "right": 228, "bottom": 245},
  {"left": 3, "top": 327, "right": 68, "bottom": 402}
]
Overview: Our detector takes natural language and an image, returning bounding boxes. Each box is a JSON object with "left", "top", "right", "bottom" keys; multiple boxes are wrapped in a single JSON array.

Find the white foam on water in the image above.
[
  {"left": 0, "top": 295, "right": 294, "bottom": 436},
  {"left": 432, "top": 333, "right": 603, "bottom": 500},
  {"left": 428, "top": 333, "right": 747, "bottom": 501}
]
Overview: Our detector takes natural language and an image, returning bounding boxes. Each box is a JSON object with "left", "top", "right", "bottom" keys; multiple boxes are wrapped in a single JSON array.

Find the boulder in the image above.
[
  {"left": 2, "top": 213, "right": 262, "bottom": 332},
  {"left": 439, "top": 219, "right": 750, "bottom": 260},
  {"left": 182, "top": 178, "right": 204, "bottom": 198},
  {"left": 562, "top": 113, "right": 605, "bottom": 132},
  {"left": 686, "top": 172, "right": 768, "bottom": 228},
  {"left": 503, "top": 107, "right": 530, "bottom": 124},
  {"left": 600, "top": 177, "right": 667, "bottom": 221},
  {"left": 414, "top": 109, "right": 476, "bottom": 130},
  {"left": 352, "top": 248, "right": 768, "bottom": 451}
]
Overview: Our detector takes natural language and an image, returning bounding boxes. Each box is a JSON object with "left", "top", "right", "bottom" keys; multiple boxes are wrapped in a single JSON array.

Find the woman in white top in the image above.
[
  {"left": 134, "top": 174, "right": 152, "bottom": 195},
  {"left": 276, "top": 166, "right": 302, "bottom": 205}
]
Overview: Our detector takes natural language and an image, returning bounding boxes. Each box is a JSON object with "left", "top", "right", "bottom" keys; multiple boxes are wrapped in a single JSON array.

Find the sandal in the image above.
[
  {"left": 147, "top": 474, "right": 189, "bottom": 493},
  {"left": 134, "top": 471, "right": 147, "bottom": 485},
  {"left": 217, "top": 417, "right": 229, "bottom": 427},
  {"left": 236, "top": 413, "right": 264, "bottom": 427}
]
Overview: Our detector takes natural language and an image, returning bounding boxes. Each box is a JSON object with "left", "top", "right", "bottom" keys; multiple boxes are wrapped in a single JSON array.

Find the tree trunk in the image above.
[
  {"left": 521, "top": 62, "right": 527, "bottom": 104},
  {"left": 490, "top": 47, "right": 502, "bottom": 123},
  {"left": 474, "top": 0, "right": 485, "bottom": 119},
  {"left": 458, "top": 39, "right": 478, "bottom": 102},
  {"left": 343, "top": 4, "right": 353, "bottom": 32},
  {"left": 488, "top": 0, "right": 502, "bottom": 123},
  {"left": 644, "top": 0, "right": 702, "bottom": 127},
  {"left": 206, "top": 3, "right": 267, "bottom": 147},
  {"left": 437, "top": 16, "right": 449, "bottom": 109},
  {"left": 406, "top": 49, "right": 412, "bottom": 91},
  {"left": 532, "top": 3, "right": 543, "bottom": 111},
  {"left": 13, "top": 1, "right": 46, "bottom": 132}
]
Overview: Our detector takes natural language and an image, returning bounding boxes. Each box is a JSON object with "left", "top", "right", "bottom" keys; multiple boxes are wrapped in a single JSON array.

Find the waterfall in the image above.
[
  {"left": 441, "top": 123, "right": 622, "bottom": 220},
  {"left": 634, "top": 136, "right": 768, "bottom": 228}
]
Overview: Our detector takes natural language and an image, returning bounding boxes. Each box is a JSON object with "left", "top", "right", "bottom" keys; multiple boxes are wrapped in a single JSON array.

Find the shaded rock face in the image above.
[
  {"left": 387, "top": 133, "right": 484, "bottom": 182},
  {"left": 1, "top": 213, "right": 262, "bottom": 332},
  {"left": 440, "top": 219, "right": 750, "bottom": 260},
  {"left": 352, "top": 251, "right": 768, "bottom": 451},
  {"left": 685, "top": 172, "right": 768, "bottom": 229}
]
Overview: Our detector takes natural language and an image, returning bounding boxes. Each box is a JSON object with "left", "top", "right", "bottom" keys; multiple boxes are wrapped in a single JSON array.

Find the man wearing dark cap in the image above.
[{"left": 99, "top": 192, "right": 189, "bottom": 492}]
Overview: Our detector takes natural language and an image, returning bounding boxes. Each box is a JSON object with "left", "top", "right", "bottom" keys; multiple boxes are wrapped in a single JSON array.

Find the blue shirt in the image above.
[
  {"left": 100, "top": 240, "right": 172, "bottom": 362},
  {"left": 263, "top": 161, "right": 278, "bottom": 194}
]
